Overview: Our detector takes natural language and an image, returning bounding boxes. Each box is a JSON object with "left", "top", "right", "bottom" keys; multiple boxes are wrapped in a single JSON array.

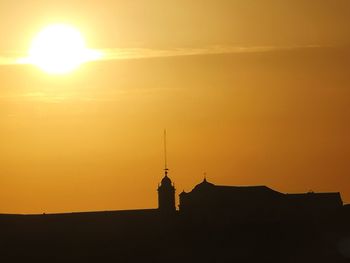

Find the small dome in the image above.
[
  {"left": 193, "top": 178, "right": 215, "bottom": 191},
  {"left": 161, "top": 175, "right": 172, "bottom": 186}
]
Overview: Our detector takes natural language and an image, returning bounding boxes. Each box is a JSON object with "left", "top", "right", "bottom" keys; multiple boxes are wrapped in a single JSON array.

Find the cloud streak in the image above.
[
  {"left": 100, "top": 44, "right": 323, "bottom": 61},
  {"left": 0, "top": 45, "right": 323, "bottom": 66}
]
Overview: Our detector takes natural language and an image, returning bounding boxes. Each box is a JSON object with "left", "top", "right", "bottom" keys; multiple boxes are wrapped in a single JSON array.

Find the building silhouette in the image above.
[
  {"left": 179, "top": 178, "right": 343, "bottom": 222},
  {"left": 1, "top": 170, "right": 349, "bottom": 263},
  {"left": 157, "top": 169, "right": 176, "bottom": 213},
  {"left": 157, "top": 129, "right": 176, "bottom": 213}
]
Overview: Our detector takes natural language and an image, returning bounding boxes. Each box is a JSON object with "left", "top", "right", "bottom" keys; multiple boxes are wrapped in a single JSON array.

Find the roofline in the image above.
[
  {"left": 286, "top": 192, "right": 341, "bottom": 196},
  {"left": 0, "top": 208, "right": 159, "bottom": 217}
]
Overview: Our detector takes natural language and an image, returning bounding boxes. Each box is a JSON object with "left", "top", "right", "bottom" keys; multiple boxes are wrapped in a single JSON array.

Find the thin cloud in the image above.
[
  {"left": 0, "top": 90, "right": 134, "bottom": 104},
  {"left": 99, "top": 45, "right": 323, "bottom": 61},
  {"left": 0, "top": 45, "right": 323, "bottom": 66}
]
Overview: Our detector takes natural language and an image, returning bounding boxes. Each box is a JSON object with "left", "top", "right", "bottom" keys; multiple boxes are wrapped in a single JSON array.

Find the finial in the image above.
[{"left": 203, "top": 172, "right": 207, "bottom": 182}]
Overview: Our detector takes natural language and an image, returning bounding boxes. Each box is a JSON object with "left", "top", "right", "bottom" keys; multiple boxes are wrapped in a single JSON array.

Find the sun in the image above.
[{"left": 22, "top": 24, "right": 101, "bottom": 74}]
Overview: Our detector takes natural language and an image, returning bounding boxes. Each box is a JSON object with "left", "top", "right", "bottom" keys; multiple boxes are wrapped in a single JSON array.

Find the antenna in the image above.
[{"left": 164, "top": 129, "right": 168, "bottom": 175}]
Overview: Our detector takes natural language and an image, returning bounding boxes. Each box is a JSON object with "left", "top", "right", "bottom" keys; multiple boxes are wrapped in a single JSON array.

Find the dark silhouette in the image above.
[
  {"left": 180, "top": 178, "right": 343, "bottom": 223},
  {"left": 1, "top": 171, "right": 350, "bottom": 263},
  {"left": 157, "top": 169, "right": 176, "bottom": 213},
  {"left": 157, "top": 129, "right": 176, "bottom": 213}
]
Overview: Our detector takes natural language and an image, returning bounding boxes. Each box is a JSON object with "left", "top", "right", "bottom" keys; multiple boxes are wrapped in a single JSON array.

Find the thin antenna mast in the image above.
[{"left": 164, "top": 129, "right": 168, "bottom": 175}]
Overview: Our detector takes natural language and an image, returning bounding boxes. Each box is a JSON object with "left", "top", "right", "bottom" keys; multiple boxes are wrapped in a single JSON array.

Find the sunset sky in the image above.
[{"left": 1, "top": 1, "right": 350, "bottom": 214}]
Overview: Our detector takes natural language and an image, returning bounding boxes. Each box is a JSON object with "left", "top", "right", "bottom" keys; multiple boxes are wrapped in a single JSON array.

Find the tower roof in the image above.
[
  {"left": 161, "top": 175, "right": 172, "bottom": 185},
  {"left": 193, "top": 178, "right": 215, "bottom": 191}
]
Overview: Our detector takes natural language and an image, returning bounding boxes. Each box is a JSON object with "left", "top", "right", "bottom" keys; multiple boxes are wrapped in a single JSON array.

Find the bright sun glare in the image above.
[{"left": 21, "top": 24, "right": 102, "bottom": 75}]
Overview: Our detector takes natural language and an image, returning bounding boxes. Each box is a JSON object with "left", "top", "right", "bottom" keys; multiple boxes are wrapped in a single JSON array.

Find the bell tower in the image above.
[
  {"left": 158, "top": 170, "right": 176, "bottom": 212},
  {"left": 157, "top": 130, "right": 175, "bottom": 212}
]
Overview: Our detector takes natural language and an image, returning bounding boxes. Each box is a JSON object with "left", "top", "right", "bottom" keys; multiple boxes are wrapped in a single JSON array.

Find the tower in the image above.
[
  {"left": 157, "top": 130, "right": 176, "bottom": 212},
  {"left": 158, "top": 169, "right": 176, "bottom": 212}
]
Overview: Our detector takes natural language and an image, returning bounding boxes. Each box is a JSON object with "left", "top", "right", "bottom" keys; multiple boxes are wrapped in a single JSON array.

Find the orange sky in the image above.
[{"left": 1, "top": 1, "right": 350, "bottom": 213}]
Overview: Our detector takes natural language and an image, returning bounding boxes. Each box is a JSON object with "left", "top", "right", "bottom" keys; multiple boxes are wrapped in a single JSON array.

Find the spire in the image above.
[
  {"left": 158, "top": 129, "right": 176, "bottom": 212},
  {"left": 164, "top": 129, "right": 168, "bottom": 176}
]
